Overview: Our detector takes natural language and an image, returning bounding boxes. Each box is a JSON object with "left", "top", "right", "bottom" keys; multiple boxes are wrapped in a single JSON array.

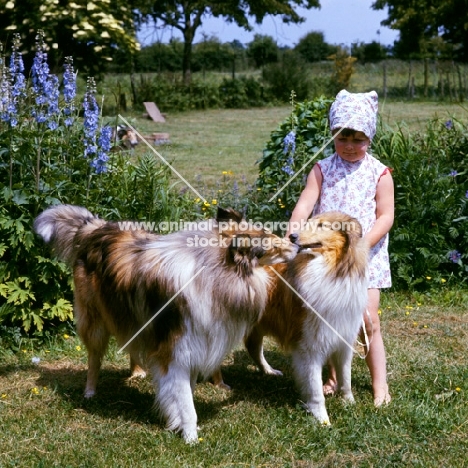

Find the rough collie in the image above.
[
  {"left": 217, "top": 211, "right": 369, "bottom": 425},
  {"left": 34, "top": 204, "right": 298, "bottom": 443}
]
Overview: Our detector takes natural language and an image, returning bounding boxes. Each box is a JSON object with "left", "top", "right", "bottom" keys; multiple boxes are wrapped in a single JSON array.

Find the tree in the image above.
[
  {"left": 247, "top": 34, "right": 279, "bottom": 68},
  {"left": 372, "top": 0, "right": 468, "bottom": 60},
  {"left": 351, "top": 41, "right": 387, "bottom": 63},
  {"left": 139, "top": 0, "right": 321, "bottom": 84},
  {"left": 294, "top": 31, "right": 334, "bottom": 62},
  {"left": 0, "top": 0, "right": 140, "bottom": 75}
]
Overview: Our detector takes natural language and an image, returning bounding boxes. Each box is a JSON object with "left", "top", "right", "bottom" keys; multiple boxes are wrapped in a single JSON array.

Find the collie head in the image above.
[
  {"left": 289, "top": 211, "right": 368, "bottom": 278},
  {"left": 216, "top": 207, "right": 298, "bottom": 277}
]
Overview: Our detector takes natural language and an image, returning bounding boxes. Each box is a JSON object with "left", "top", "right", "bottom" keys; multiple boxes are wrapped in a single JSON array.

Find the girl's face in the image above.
[{"left": 333, "top": 129, "right": 370, "bottom": 162}]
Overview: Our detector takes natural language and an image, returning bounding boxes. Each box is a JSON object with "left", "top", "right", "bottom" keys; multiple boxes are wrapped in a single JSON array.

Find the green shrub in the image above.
[
  {"left": 257, "top": 96, "right": 467, "bottom": 289},
  {"left": 0, "top": 34, "right": 198, "bottom": 336},
  {"left": 375, "top": 119, "right": 467, "bottom": 289},
  {"left": 255, "top": 95, "right": 334, "bottom": 221}
]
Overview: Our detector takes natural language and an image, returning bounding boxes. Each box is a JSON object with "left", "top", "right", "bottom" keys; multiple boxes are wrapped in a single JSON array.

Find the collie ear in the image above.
[
  {"left": 226, "top": 234, "right": 264, "bottom": 276},
  {"left": 216, "top": 207, "right": 243, "bottom": 224}
]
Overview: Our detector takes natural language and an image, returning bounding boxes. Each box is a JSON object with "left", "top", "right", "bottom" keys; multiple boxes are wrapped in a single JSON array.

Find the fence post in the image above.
[
  {"left": 424, "top": 58, "right": 429, "bottom": 97},
  {"left": 383, "top": 61, "right": 387, "bottom": 99},
  {"left": 407, "top": 60, "right": 413, "bottom": 99}
]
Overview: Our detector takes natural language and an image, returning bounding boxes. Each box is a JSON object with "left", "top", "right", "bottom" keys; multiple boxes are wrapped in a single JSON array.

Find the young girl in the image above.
[{"left": 287, "top": 89, "right": 393, "bottom": 406}]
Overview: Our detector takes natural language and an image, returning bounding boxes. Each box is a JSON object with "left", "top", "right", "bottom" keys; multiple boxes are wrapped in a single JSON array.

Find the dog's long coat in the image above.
[
  {"left": 34, "top": 205, "right": 297, "bottom": 442},
  {"left": 228, "top": 211, "right": 369, "bottom": 424}
]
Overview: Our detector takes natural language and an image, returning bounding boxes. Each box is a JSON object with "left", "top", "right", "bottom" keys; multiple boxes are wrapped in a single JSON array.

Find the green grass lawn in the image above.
[
  {"left": 1, "top": 104, "right": 468, "bottom": 466},
  {"left": 1, "top": 294, "right": 467, "bottom": 466},
  {"left": 120, "top": 101, "right": 468, "bottom": 190}
]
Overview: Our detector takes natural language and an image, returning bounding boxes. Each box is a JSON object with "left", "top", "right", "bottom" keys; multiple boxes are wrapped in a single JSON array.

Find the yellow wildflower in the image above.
[
  {"left": 211, "top": 199, "right": 217, "bottom": 205},
  {"left": 31, "top": 387, "right": 39, "bottom": 395},
  {"left": 76, "top": 346, "right": 82, "bottom": 351},
  {"left": 426, "top": 276, "right": 431, "bottom": 280},
  {"left": 441, "top": 278, "right": 446, "bottom": 283},
  {"left": 63, "top": 334, "right": 70, "bottom": 339},
  {"left": 455, "top": 387, "right": 461, "bottom": 392}
]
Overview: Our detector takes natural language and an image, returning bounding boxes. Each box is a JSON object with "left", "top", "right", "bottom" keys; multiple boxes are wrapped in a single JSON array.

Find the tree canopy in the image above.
[
  {"left": 138, "top": 0, "right": 321, "bottom": 83},
  {"left": 373, "top": 0, "right": 468, "bottom": 60},
  {"left": 0, "top": 0, "right": 140, "bottom": 74}
]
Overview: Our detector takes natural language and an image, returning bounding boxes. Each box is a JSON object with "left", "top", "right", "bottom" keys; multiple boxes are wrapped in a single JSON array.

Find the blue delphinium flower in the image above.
[
  {"left": 83, "top": 78, "right": 99, "bottom": 159},
  {"left": 2, "top": 34, "right": 26, "bottom": 127},
  {"left": 449, "top": 170, "right": 457, "bottom": 177},
  {"left": 63, "top": 56, "right": 76, "bottom": 126},
  {"left": 282, "top": 155, "right": 295, "bottom": 176},
  {"left": 448, "top": 250, "right": 462, "bottom": 263},
  {"left": 445, "top": 120, "right": 453, "bottom": 130},
  {"left": 91, "top": 126, "right": 112, "bottom": 173},
  {"left": 465, "top": 190, "right": 468, "bottom": 199},
  {"left": 30, "top": 31, "right": 60, "bottom": 127},
  {"left": 283, "top": 130, "right": 296, "bottom": 155}
]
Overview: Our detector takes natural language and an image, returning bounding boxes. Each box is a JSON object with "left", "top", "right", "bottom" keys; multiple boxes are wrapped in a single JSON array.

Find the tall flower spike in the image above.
[
  {"left": 91, "top": 125, "right": 112, "bottom": 174},
  {"left": 83, "top": 77, "right": 99, "bottom": 160},
  {"left": 63, "top": 56, "right": 76, "bottom": 126},
  {"left": 5, "top": 34, "right": 26, "bottom": 127},
  {"left": 30, "top": 31, "right": 59, "bottom": 127}
]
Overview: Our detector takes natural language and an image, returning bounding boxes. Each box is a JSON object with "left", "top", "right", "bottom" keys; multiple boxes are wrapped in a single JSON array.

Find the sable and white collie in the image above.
[
  {"left": 216, "top": 211, "right": 369, "bottom": 425},
  {"left": 34, "top": 204, "right": 298, "bottom": 443}
]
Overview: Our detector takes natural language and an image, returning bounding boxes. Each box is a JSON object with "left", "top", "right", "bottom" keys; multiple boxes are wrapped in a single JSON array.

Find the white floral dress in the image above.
[{"left": 313, "top": 152, "right": 392, "bottom": 288}]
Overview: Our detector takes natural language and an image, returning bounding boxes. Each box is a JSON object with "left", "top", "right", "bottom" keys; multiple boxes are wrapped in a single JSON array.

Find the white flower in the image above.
[{"left": 32, "top": 357, "right": 41, "bottom": 364}]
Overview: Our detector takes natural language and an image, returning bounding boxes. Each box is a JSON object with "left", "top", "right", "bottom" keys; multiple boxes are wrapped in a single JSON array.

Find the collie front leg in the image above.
[
  {"left": 332, "top": 347, "right": 355, "bottom": 403},
  {"left": 245, "top": 326, "right": 283, "bottom": 376},
  {"left": 292, "top": 352, "right": 330, "bottom": 425},
  {"left": 153, "top": 364, "right": 198, "bottom": 444}
]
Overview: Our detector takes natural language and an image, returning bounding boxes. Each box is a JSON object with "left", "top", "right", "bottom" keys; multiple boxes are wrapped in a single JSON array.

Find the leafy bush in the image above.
[
  {"left": 255, "top": 95, "right": 334, "bottom": 221},
  {"left": 257, "top": 96, "right": 467, "bottom": 289},
  {"left": 375, "top": 119, "right": 467, "bottom": 289},
  {"left": 0, "top": 33, "right": 197, "bottom": 335}
]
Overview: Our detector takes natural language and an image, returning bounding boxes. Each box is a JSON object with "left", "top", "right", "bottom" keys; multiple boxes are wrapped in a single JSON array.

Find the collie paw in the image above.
[
  {"left": 341, "top": 392, "right": 355, "bottom": 404},
  {"left": 84, "top": 389, "right": 95, "bottom": 399},
  {"left": 182, "top": 430, "right": 199, "bottom": 444}
]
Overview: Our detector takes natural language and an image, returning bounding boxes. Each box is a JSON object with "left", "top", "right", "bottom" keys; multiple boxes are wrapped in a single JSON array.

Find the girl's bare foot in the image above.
[
  {"left": 373, "top": 385, "right": 391, "bottom": 407},
  {"left": 323, "top": 378, "right": 338, "bottom": 396}
]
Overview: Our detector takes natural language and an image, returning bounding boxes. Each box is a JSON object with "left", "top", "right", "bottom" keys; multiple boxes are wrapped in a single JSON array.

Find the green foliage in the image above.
[
  {"left": 351, "top": 41, "right": 388, "bottom": 63},
  {"left": 135, "top": 40, "right": 184, "bottom": 73},
  {"left": 255, "top": 95, "right": 334, "bottom": 221},
  {"left": 373, "top": 0, "right": 468, "bottom": 60},
  {"left": 139, "top": 0, "right": 320, "bottom": 82},
  {"left": 246, "top": 34, "right": 279, "bottom": 68},
  {"left": 0, "top": 37, "right": 198, "bottom": 336},
  {"left": 0, "top": 0, "right": 139, "bottom": 75},
  {"left": 375, "top": 118, "right": 468, "bottom": 289},
  {"left": 133, "top": 73, "right": 270, "bottom": 111},
  {"left": 295, "top": 31, "right": 336, "bottom": 62},
  {"left": 262, "top": 50, "right": 314, "bottom": 102},
  {"left": 256, "top": 96, "right": 467, "bottom": 289}
]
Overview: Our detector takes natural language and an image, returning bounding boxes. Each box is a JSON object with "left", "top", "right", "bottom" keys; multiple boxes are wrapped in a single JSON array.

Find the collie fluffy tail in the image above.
[{"left": 34, "top": 204, "right": 103, "bottom": 265}]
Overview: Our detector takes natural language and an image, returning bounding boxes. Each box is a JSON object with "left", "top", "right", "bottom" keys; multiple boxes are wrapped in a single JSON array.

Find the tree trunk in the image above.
[{"left": 182, "top": 27, "right": 195, "bottom": 86}]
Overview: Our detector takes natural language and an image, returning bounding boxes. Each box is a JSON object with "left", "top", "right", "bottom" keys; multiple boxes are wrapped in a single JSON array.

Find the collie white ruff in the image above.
[
  {"left": 34, "top": 205, "right": 298, "bottom": 443},
  {"left": 243, "top": 211, "right": 369, "bottom": 424}
]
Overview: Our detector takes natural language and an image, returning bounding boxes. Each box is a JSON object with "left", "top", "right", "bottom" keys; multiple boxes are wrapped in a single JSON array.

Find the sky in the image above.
[{"left": 137, "top": 0, "right": 399, "bottom": 48}]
